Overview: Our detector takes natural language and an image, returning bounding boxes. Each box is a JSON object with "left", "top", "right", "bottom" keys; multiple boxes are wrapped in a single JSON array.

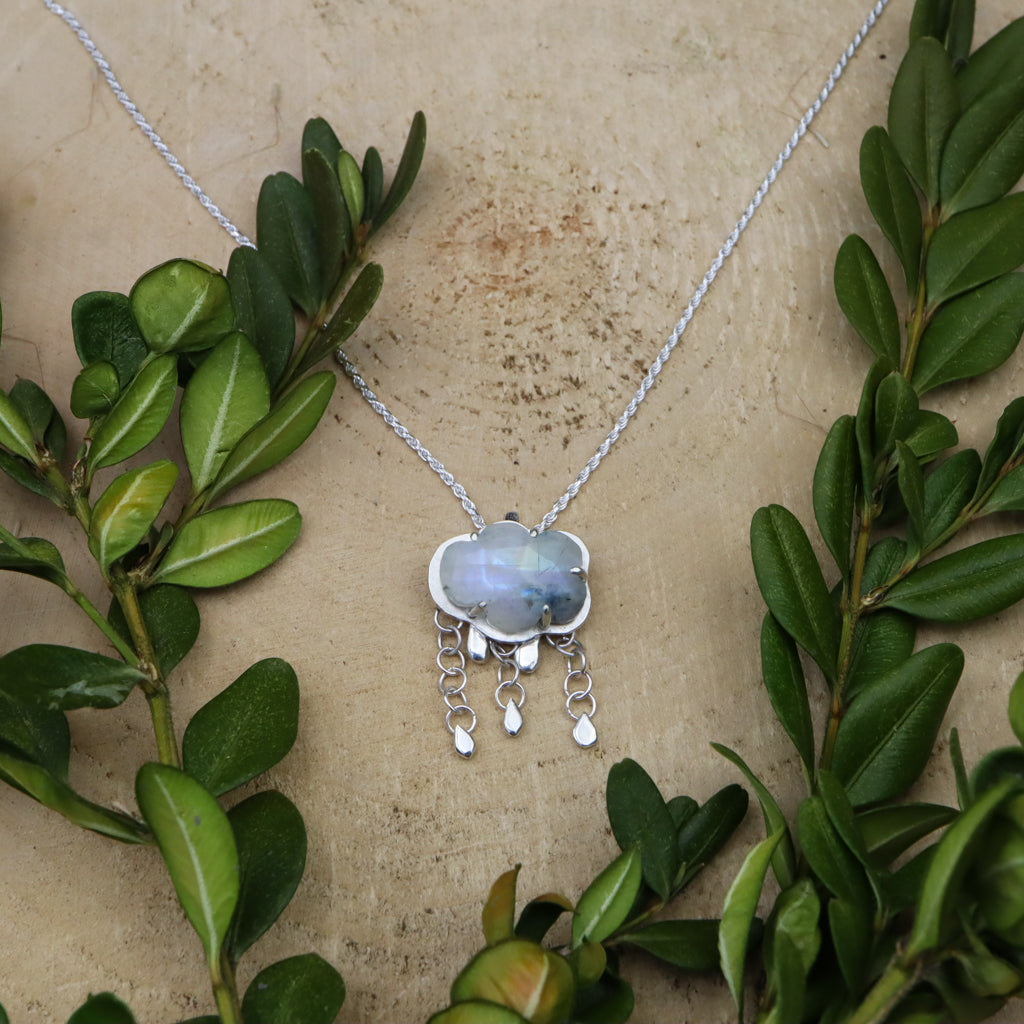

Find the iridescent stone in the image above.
[{"left": 437, "top": 521, "right": 588, "bottom": 637}]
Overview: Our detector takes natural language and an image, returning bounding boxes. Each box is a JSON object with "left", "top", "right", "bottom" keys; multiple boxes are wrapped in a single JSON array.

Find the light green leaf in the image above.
[
  {"left": 182, "top": 657, "right": 299, "bottom": 796},
  {"left": 813, "top": 415, "right": 857, "bottom": 575},
  {"left": 257, "top": 171, "right": 323, "bottom": 317},
  {"left": 834, "top": 235, "right": 901, "bottom": 364},
  {"left": 833, "top": 643, "right": 964, "bottom": 806},
  {"left": 337, "top": 150, "right": 365, "bottom": 228},
  {"left": 0, "top": 389, "right": 40, "bottom": 464},
  {"left": 482, "top": 866, "right": 520, "bottom": 947},
  {"left": 1009, "top": 670, "right": 1024, "bottom": 745},
  {"left": 88, "top": 354, "right": 178, "bottom": 472},
  {"left": 718, "top": 829, "right": 784, "bottom": 1018},
  {"left": 618, "top": 919, "right": 721, "bottom": 971},
  {"left": 572, "top": 847, "right": 642, "bottom": 948},
  {"left": 180, "top": 332, "right": 270, "bottom": 494},
  {"left": 428, "top": 1004, "right": 529, "bottom": 1024},
  {"left": 206, "top": 372, "right": 335, "bottom": 503},
  {"left": 153, "top": 499, "right": 301, "bottom": 588},
  {"left": 88, "top": 460, "right": 178, "bottom": 569},
  {"left": 71, "top": 361, "right": 121, "bottom": 419},
  {"left": 241, "top": 954, "right": 346, "bottom": 1024},
  {"left": 135, "top": 762, "right": 239, "bottom": 967},
  {"left": 130, "top": 260, "right": 235, "bottom": 354}
]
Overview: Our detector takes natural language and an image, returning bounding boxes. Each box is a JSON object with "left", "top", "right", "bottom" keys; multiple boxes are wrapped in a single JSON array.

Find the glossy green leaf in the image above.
[
  {"left": 1009, "top": 670, "right": 1024, "bottom": 745},
  {"left": 0, "top": 535, "right": 69, "bottom": 588},
  {"left": 10, "top": 378, "right": 65, "bottom": 460},
  {"left": 855, "top": 358, "right": 893, "bottom": 494},
  {"left": 908, "top": 776, "right": 1018, "bottom": 956},
  {"left": 302, "top": 147, "right": 352, "bottom": 291},
  {"left": 759, "top": 614, "right": 814, "bottom": 773},
  {"left": 0, "top": 689, "right": 69, "bottom": 780},
  {"left": 451, "top": 939, "right": 573, "bottom": 1024},
  {"left": 241, "top": 952, "right": 345, "bottom": 1024},
  {"left": 844, "top": 609, "right": 916, "bottom": 702},
  {"left": 572, "top": 847, "right": 642, "bottom": 948},
  {"left": 483, "top": 866, "right": 521, "bottom": 946},
  {"left": 0, "top": 447, "right": 53, "bottom": 501},
  {"left": 987, "top": 465, "right": 1024, "bottom": 512},
  {"left": 71, "top": 291, "right": 148, "bottom": 383},
  {"left": 829, "top": 897, "right": 871, "bottom": 991},
  {"left": 206, "top": 371, "right": 336, "bottom": 502},
  {"left": 0, "top": 741, "right": 149, "bottom": 843},
  {"left": 362, "top": 146, "right": 384, "bottom": 224},
  {"left": 950, "top": 726, "right": 970, "bottom": 809},
  {"left": 226, "top": 246, "right": 295, "bottom": 390},
  {"left": 338, "top": 150, "right": 365, "bottom": 227},
  {"left": 835, "top": 235, "right": 901, "bottom": 364},
  {"left": 71, "top": 361, "right": 121, "bottom": 419},
  {"left": 514, "top": 893, "right": 573, "bottom": 943},
  {"left": 860, "top": 126, "right": 923, "bottom": 294},
  {"left": 108, "top": 584, "right": 200, "bottom": 678},
  {"left": 571, "top": 963, "right": 634, "bottom": 1024},
  {"left": 941, "top": 78, "right": 1024, "bottom": 216},
  {"left": 796, "top": 797, "right": 871, "bottom": 904},
  {"left": 922, "top": 448, "right": 980, "bottom": 549},
  {"left": 135, "top": 762, "right": 238, "bottom": 967},
  {"left": 883, "top": 533, "right": 1024, "bottom": 620},
  {"left": 67, "top": 992, "right": 136, "bottom": 1024},
  {"left": 257, "top": 171, "right": 323, "bottom": 317},
  {"left": 568, "top": 940, "right": 606, "bottom": 989},
  {"left": 769, "top": 878, "right": 821, "bottom": 978},
  {"left": 833, "top": 643, "right": 964, "bottom": 806},
  {"left": 888, "top": 36, "right": 959, "bottom": 206},
  {"left": 180, "top": 332, "right": 270, "bottom": 494},
  {"left": 0, "top": 644, "right": 146, "bottom": 711},
  {"left": 296, "top": 261, "right": 383, "bottom": 375},
  {"left": 428, "top": 1003, "right": 529, "bottom": 1024},
  {"left": 856, "top": 801, "right": 957, "bottom": 866},
  {"left": 713, "top": 741, "right": 795, "bottom": 888},
  {"left": 945, "top": 0, "right": 975, "bottom": 66},
  {"left": 153, "top": 499, "right": 301, "bottom": 588},
  {"left": 301, "top": 117, "right": 342, "bottom": 167},
  {"left": 905, "top": 409, "right": 959, "bottom": 460},
  {"left": 619, "top": 919, "right": 720, "bottom": 971},
  {"left": 971, "top": 813, "right": 1024, "bottom": 937},
  {"left": 667, "top": 795, "right": 698, "bottom": 830},
  {"left": 813, "top": 415, "right": 857, "bottom": 575},
  {"left": 0, "top": 389, "right": 40, "bottom": 464},
  {"left": 182, "top": 657, "right": 299, "bottom": 796},
  {"left": 226, "top": 789, "right": 307, "bottom": 964},
  {"left": 372, "top": 110, "right": 426, "bottom": 233},
  {"left": 956, "top": 18, "right": 1024, "bottom": 109},
  {"left": 926, "top": 196, "right": 1024, "bottom": 307},
  {"left": 750, "top": 504, "right": 838, "bottom": 681},
  {"left": 88, "top": 353, "right": 178, "bottom": 472},
  {"left": 88, "top": 460, "right": 178, "bottom": 569},
  {"left": 896, "top": 440, "right": 925, "bottom": 561},
  {"left": 909, "top": 0, "right": 952, "bottom": 44},
  {"left": 677, "top": 784, "right": 749, "bottom": 888},
  {"left": 606, "top": 759, "right": 678, "bottom": 900},
  {"left": 718, "top": 828, "right": 784, "bottom": 1018},
  {"left": 975, "top": 395, "right": 1024, "bottom": 500},
  {"left": 873, "top": 372, "right": 919, "bottom": 457},
  {"left": 130, "top": 260, "right": 235, "bottom": 354}
]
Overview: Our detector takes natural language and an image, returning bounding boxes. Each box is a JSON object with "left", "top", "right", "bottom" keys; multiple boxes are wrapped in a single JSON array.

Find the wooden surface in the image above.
[{"left": 2, "top": 0, "right": 1022, "bottom": 1020}]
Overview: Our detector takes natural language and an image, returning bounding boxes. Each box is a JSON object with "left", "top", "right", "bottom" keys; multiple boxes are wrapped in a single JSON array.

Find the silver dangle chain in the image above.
[{"left": 435, "top": 611, "right": 476, "bottom": 757}]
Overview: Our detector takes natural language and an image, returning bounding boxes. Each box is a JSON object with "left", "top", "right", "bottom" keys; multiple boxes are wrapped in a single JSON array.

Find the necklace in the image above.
[{"left": 46, "top": 0, "right": 890, "bottom": 758}]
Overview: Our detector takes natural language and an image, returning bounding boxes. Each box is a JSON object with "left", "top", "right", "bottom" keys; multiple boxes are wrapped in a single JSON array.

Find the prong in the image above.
[
  {"left": 570, "top": 566, "right": 588, "bottom": 583},
  {"left": 540, "top": 604, "right": 552, "bottom": 630},
  {"left": 470, "top": 532, "right": 479, "bottom": 541},
  {"left": 468, "top": 600, "right": 488, "bottom": 619}
]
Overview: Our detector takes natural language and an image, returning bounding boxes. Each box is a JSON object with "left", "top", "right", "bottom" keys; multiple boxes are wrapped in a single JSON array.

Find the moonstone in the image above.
[{"left": 439, "top": 521, "right": 588, "bottom": 636}]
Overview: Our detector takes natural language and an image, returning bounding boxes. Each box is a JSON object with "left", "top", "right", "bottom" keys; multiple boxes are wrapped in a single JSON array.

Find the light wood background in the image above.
[{"left": 2, "top": 0, "right": 1022, "bottom": 1020}]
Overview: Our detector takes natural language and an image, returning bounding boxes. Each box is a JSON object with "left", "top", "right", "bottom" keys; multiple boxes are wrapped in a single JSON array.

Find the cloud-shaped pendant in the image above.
[{"left": 429, "top": 520, "right": 591, "bottom": 642}]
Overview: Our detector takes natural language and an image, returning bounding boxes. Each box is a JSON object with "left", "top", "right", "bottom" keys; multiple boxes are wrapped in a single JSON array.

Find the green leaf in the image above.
[
  {"left": 713, "top": 741, "right": 796, "bottom": 888},
  {"left": 67, "top": 992, "right": 136, "bottom": 1024},
  {"left": 828, "top": 897, "right": 872, "bottom": 992},
  {"left": 888, "top": 36, "right": 959, "bottom": 206},
  {"left": 676, "top": 784, "right": 749, "bottom": 888},
  {"left": 225, "top": 789, "right": 307, "bottom": 964},
  {"left": 956, "top": 18, "right": 1024, "bottom": 109},
  {"left": 257, "top": 172, "right": 323, "bottom": 317},
  {"left": 718, "top": 829, "right": 784, "bottom": 1018},
  {"left": 759, "top": 614, "right": 814, "bottom": 774},
  {"left": 833, "top": 643, "right": 964, "bottom": 806},
  {"left": 970, "top": 813, "right": 1024, "bottom": 938},
  {"left": 606, "top": 759, "right": 679, "bottom": 900},
  {"left": 813, "top": 415, "right": 857, "bottom": 575},
  {"left": 926, "top": 196, "right": 1024, "bottom": 307},
  {"left": 883, "top": 533, "right": 1024, "bottom": 621},
  {"left": 951, "top": 726, "right": 971, "bottom": 809},
  {"left": 769, "top": 878, "right": 821, "bottom": 977},
  {"left": 483, "top": 866, "right": 520, "bottom": 946},
  {"left": 88, "top": 354, "right": 178, "bottom": 472},
  {"left": 905, "top": 409, "right": 959, "bottom": 460},
  {"left": 108, "top": 584, "right": 200, "bottom": 678},
  {"left": 10, "top": 378, "right": 66, "bottom": 460},
  {"left": 180, "top": 333, "right": 270, "bottom": 494},
  {"left": 975, "top": 396, "right": 1024, "bottom": 500},
  {"left": 372, "top": 110, "right": 426, "bottom": 234},
  {"left": 855, "top": 359, "right": 895, "bottom": 494},
  {"left": 860, "top": 126, "right": 924, "bottom": 294},
  {"left": 0, "top": 741, "right": 149, "bottom": 843},
  {"left": 922, "top": 449, "right": 980, "bottom": 549},
  {"left": 1009, "top": 670, "right": 1024, "bottom": 745},
  {"left": 0, "top": 644, "right": 146, "bottom": 711},
  {"left": 337, "top": 150, "right": 366, "bottom": 228},
  {"left": 428, "top": 1003, "right": 529, "bottom": 1024},
  {"left": 940, "top": 77, "right": 1024, "bottom": 216},
  {"left": 71, "top": 361, "right": 121, "bottom": 419},
  {"left": 226, "top": 246, "right": 295, "bottom": 390},
  {"left": 153, "top": 499, "right": 301, "bottom": 588},
  {"left": 907, "top": 776, "right": 1018, "bottom": 956},
  {"left": 182, "top": 657, "right": 299, "bottom": 796},
  {"left": 296, "top": 261, "right": 383, "bottom": 375},
  {"left": 571, "top": 962, "right": 634, "bottom": 1024},
  {"left": 844, "top": 609, "right": 916, "bottom": 702},
  {"left": 301, "top": 117, "right": 342, "bottom": 168},
  {"left": 0, "top": 389, "right": 41, "bottom": 464},
  {"left": 514, "top": 893, "right": 573, "bottom": 943},
  {"left": 362, "top": 147, "right": 384, "bottom": 224},
  {"left": 909, "top": 0, "right": 952, "bottom": 45},
  {"left": 835, "top": 235, "right": 901, "bottom": 364},
  {"left": 0, "top": 688, "right": 69, "bottom": 780},
  {"left": 750, "top": 504, "right": 838, "bottom": 682},
  {"left": 873, "top": 371, "right": 920, "bottom": 456},
  {"left": 0, "top": 535, "right": 69, "bottom": 588},
  {"left": 71, "top": 291, "right": 148, "bottom": 383},
  {"left": 130, "top": 260, "right": 236, "bottom": 354},
  {"left": 302, "top": 147, "right": 352, "bottom": 292},
  {"left": 241, "top": 953, "right": 345, "bottom": 1024},
  {"left": 572, "top": 847, "right": 642, "bottom": 948},
  {"left": 895, "top": 441, "right": 925, "bottom": 562},
  {"left": 987, "top": 465, "right": 1024, "bottom": 513},
  {"left": 944, "top": 0, "right": 974, "bottom": 67},
  {"left": 135, "top": 762, "right": 239, "bottom": 968},
  {"left": 618, "top": 919, "right": 720, "bottom": 971},
  {"left": 856, "top": 801, "right": 958, "bottom": 866},
  {"left": 88, "top": 460, "right": 178, "bottom": 569},
  {"left": 667, "top": 795, "right": 698, "bottom": 830},
  {"left": 206, "top": 372, "right": 336, "bottom": 503},
  {"left": 796, "top": 797, "right": 871, "bottom": 904}
]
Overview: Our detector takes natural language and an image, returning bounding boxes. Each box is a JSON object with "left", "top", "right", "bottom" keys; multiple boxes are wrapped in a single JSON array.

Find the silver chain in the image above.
[{"left": 46, "top": 0, "right": 890, "bottom": 532}]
